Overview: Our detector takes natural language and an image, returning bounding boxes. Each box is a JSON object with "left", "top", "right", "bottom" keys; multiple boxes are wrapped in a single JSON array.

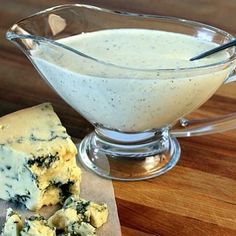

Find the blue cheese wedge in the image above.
[
  {"left": 0, "top": 103, "right": 81, "bottom": 210},
  {"left": 20, "top": 215, "right": 56, "bottom": 236},
  {"left": 1, "top": 208, "right": 23, "bottom": 236}
]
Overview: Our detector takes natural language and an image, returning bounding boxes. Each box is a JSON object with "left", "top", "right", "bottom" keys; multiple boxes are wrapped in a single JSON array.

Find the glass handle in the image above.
[{"left": 171, "top": 73, "right": 236, "bottom": 138}]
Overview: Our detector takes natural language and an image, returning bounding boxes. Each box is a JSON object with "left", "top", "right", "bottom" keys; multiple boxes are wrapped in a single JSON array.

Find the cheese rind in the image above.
[
  {"left": 0, "top": 103, "right": 81, "bottom": 210},
  {"left": 1, "top": 208, "right": 23, "bottom": 236}
]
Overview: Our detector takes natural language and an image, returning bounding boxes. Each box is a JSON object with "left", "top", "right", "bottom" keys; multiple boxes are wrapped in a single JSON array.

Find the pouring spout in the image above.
[
  {"left": 5, "top": 23, "right": 37, "bottom": 53},
  {"left": 5, "top": 31, "right": 17, "bottom": 41},
  {"left": 6, "top": 22, "right": 48, "bottom": 56},
  {"left": 6, "top": 23, "right": 30, "bottom": 40}
]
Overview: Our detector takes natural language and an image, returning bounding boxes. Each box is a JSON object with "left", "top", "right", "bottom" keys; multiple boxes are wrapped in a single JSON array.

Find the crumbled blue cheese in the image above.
[
  {"left": 20, "top": 215, "right": 56, "bottom": 236},
  {"left": 48, "top": 208, "right": 79, "bottom": 231},
  {"left": 48, "top": 207, "right": 96, "bottom": 235},
  {"left": 49, "top": 196, "right": 108, "bottom": 235},
  {"left": 1, "top": 196, "right": 108, "bottom": 235},
  {"left": 1, "top": 208, "right": 23, "bottom": 236},
  {"left": 68, "top": 222, "right": 96, "bottom": 236},
  {"left": 0, "top": 103, "right": 81, "bottom": 210},
  {"left": 63, "top": 196, "right": 108, "bottom": 228}
]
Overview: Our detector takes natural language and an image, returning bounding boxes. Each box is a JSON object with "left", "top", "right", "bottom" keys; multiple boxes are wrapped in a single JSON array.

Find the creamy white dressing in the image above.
[{"left": 32, "top": 29, "right": 231, "bottom": 131}]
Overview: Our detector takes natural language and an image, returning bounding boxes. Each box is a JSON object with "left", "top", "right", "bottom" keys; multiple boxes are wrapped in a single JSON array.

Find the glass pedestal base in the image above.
[{"left": 78, "top": 129, "right": 180, "bottom": 181}]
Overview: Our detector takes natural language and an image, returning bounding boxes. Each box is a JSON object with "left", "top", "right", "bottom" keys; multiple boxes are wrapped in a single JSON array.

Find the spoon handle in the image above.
[{"left": 190, "top": 39, "right": 236, "bottom": 61}]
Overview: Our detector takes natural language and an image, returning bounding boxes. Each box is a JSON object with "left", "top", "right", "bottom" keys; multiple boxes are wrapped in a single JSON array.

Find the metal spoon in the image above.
[{"left": 190, "top": 39, "right": 236, "bottom": 61}]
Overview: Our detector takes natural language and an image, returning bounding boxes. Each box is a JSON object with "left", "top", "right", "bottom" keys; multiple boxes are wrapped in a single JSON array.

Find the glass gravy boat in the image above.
[{"left": 6, "top": 4, "right": 236, "bottom": 180}]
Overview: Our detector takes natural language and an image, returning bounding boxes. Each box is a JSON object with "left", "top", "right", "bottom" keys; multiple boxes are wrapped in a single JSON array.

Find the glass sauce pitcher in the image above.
[{"left": 6, "top": 4, "right": 236, "bottom": 180}]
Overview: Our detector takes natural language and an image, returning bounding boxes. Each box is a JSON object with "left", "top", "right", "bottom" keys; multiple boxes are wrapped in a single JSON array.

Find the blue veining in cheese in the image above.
[
  {"left": 0, "top": 103, "right": 81, "bottom": 210},
  {"left": 20, "top": 215, "right": 56, "bottom": 236}
]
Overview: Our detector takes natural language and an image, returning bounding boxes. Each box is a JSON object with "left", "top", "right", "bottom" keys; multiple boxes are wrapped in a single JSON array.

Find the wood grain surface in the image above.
[{"left": 0, "top": 1, "right": 236, "bottom": 235}]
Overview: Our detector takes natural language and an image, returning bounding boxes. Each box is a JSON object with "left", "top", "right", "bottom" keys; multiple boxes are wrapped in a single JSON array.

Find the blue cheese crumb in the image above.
[
  {"left": 63, "top": 196, "right": 109, "bottom": 228},
  {"left": 20, "top": 215, "right": 56, "bottom": 236},
  {"left": 1, "top": 208, "right": 23, "bottom": 236},
  {"left": 68, "top": 222, "right": 96, "bottom": 236}
]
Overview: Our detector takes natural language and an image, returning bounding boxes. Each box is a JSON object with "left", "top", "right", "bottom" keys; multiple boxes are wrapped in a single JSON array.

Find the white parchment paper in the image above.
[{"left": 0, "top": 149, "right": 121, "bottom": 236}]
